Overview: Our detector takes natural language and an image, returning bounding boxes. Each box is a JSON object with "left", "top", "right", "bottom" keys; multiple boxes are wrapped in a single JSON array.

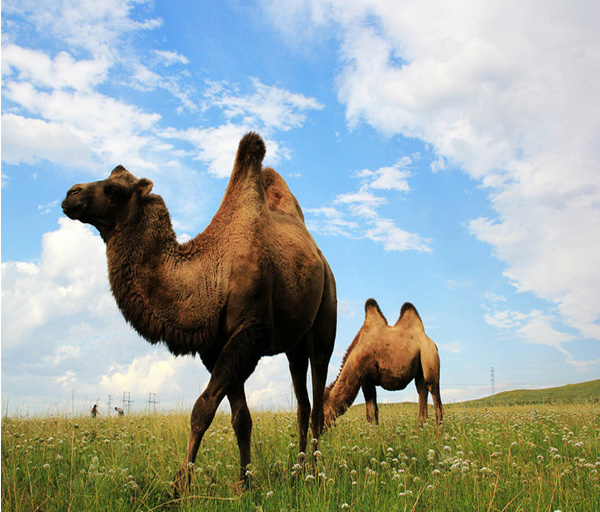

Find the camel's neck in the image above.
[
  {"left": 323, "top": 356, "right": 361, "bottom": 426},
  {"left": 105, "top": 195, "right": 220, "bottom": 355}
]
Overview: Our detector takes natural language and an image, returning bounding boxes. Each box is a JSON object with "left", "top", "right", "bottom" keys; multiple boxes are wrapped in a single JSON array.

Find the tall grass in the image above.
[{"left": 2, "top": 403, "right": 599, "bottom": 511}]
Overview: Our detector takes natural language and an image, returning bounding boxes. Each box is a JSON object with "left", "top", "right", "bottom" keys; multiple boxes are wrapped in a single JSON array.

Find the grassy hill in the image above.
[{"left": 465, "top": 379, "right": 600, "bottom": 406}]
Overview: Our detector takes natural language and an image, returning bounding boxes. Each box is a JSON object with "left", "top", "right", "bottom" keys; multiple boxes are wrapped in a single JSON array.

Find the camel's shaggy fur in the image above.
[
  {"left": 323, "top": 299, "right": 443, "bottom": 433},
  {"left": 62, "top": 133, "right": 337, "bottom": 491}
]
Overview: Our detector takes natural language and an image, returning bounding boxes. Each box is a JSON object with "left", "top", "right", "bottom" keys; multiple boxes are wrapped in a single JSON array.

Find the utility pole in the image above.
[
  {"left": 491, "top": 367, "right": 495, "bottom": 396},
  {"left": 122, "top": 391, "right": 133, "bottom": 413},
  {"left": 107, "top": 394, "right": 113, "bottom": 415},
  {"left": 147, "top": 393, "right": 159, "bottom": 413}
]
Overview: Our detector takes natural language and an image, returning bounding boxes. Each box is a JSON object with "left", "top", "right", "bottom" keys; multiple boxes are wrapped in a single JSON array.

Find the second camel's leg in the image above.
[{"left": 362, "top": 382, "right": 379, "bottom": 425}]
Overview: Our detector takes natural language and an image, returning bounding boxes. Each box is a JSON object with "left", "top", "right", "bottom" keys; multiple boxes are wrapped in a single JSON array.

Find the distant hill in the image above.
[{"left": 466, "top": 379, "right": 600, "bottom": 406}]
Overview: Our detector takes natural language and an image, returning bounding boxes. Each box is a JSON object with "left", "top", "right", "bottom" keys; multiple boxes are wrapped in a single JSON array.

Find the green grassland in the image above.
[
  {"left": 2, "top": 386, "right": 599, "bottom": 511},
  {"left": 468, "top": 379, "right": 600, "bottom": 406}
]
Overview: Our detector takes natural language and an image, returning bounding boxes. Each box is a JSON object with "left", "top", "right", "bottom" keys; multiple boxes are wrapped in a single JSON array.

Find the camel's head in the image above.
[{"left": 62, "top": 165, "right": 153, "bottom": 240}]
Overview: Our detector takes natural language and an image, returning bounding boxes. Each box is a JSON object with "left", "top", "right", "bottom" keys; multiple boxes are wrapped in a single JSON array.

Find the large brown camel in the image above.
[
  {"left": 323, "top": 299, "right": 443, "bottom": 433},
  {"left": 62, "top": 132, "right": 337, "bottom": 492}
]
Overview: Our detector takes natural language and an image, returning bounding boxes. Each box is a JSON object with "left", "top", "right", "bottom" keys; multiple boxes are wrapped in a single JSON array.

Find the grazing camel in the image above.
[
  {"left": 62, "top": 132, "right": 337, "bottom": 491},
  {"left": 323, "top": 299, "right": 443, "bottom": 433}
]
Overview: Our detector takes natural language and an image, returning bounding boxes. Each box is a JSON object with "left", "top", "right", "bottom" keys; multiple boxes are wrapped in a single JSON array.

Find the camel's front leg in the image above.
[
  {"left": 172, "top": 385, "right": 223, "bottom": 493},
  {"left": 415, "top": 375, "right": 429, "bottom": 430},
  {"left": 172, "top": 327, "right": 264, "bottom": 495},
  {"left": 362, "top": 383, "right": 379, "bottom": 425}
]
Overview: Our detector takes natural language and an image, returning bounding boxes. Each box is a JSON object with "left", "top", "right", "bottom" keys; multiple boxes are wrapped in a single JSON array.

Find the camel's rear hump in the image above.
[
  {"left": 262, "top": 167, "right": 304, "bottom": 221},
  {"left": 395, "top": 302, "right": 423, "bottom": 330}
]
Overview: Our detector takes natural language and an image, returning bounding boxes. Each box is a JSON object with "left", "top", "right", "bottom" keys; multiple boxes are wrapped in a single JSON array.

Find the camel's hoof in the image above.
[
  {"left": 171, "top": 467, "right": 191, "bottom": 498},
  {"left": 229, "top": 477, "right": 249, "bottom": 495}
]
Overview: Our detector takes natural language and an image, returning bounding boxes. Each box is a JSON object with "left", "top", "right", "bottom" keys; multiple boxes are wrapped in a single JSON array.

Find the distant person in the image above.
[
  {"left": 91, "top": 404, "right": 101, "bottom": 418},
  {"left": 115, "top": 406, "right": 124, "bottom": 416}
]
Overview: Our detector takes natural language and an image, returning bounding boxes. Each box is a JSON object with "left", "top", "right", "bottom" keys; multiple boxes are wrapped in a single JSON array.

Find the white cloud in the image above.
[
  {"left": 3, "top": 0, "right": 161, "bottom": 60},
  {"left": 1, "top": 113, "right": 93, "bottom": 166},
  {"left": 162, "top": 79, "right": 322, "bottom": 177},
  {"left": 246, "top": 356, "right": 294, "bottom": 410},
  {"left": 481, "top": 306, "right": 600, "bottom": 370},
  {"left": 2, "top": 45, "right": 109, "bottom": 91},
  {"left": 1, "top": 219, "right": 109, "bottom": 349},
  {"left": 99, "top": 349, "right": 200, "bottom": 397},
  {"left": 2, "top": 75, "right": 163, "bottom": 171},
  {"left": 1, "top": 3, "right": 322, "bottom": 183},
  {"left": 162, "top": 123, "right": 253, "bottom": 178},
  {"left": 269, "top": 0, "right": 600, "bottom": 346},
  {"left": 358, "top": 158, "right": 412, "bottom": 192},
  {"left": 308, "top": 158, "right": 432, "bottom": 252},
  {"left": 1, "top": 220, "right": 204, "bottom": 411},
  {"left": 305, "top": 206, "right": 359, "bottom": 237},
  {"left": 211, "top": 77, "right": 324, "bottom": 132},
  {"left": 154, "top": 50, "right": 190, "bottom": 66},
  {"left": 366, "top": 218, "right": 431, "bottom": 253}
]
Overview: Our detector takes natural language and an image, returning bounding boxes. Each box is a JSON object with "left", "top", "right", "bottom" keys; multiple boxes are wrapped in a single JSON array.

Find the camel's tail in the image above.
[{"left": 231, "top": 132, "right": 266, "bottom": 183}]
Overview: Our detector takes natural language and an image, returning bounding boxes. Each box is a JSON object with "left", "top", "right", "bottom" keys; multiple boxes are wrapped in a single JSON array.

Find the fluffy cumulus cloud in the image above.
[
  {"left": 269, "top": 0, "right": 600, "bottom": 356},
  {"left": 1, "top": 219, "right": 212, "bottom": 413}
]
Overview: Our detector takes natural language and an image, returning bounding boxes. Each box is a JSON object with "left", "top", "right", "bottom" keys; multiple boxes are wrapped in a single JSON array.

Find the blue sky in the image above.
[{"left": 2, "top": 0, "right": 600, "bottom": 416}]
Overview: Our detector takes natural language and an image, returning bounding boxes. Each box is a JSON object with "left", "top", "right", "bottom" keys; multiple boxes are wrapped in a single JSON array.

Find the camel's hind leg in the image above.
[
  {"left": 309, "top": 341, "right": 330, "bottom": 444},
  {"left": 173, "top": 326, "right": 265, "bottom": 494},
  {"left": 430, "top": 383, "right": 444, "bottom": 436},
  {"left": 287, "top": 345, "right": 311, "bottom": 456},
  {"left": 415, "top": 374, "right": 443, "bottom": 436},
  {"left": 307, "top": 273, "right": 336, "bottom": 450},
  {"left": 362, "top": 383, "right": 379, "bottom": 425},
  {"left": 228, "top": 385, "right": 252, "bottom": 488}
]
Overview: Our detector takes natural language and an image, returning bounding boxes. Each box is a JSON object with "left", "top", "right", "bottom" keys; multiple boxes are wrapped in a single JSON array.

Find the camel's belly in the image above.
[
  {"left": 380, "top": 377, "right": 413, "bottom": 392},
  {"left": 376, "top": 356, "right": 421, "bottom": 391}
]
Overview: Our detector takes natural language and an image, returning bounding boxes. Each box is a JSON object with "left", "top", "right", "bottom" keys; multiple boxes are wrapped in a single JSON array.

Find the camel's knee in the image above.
[
  {"left": 231, "top": 404, "right": 252, "bottom": 439},
  {"left": 190, "top": 392, "right": 220, "bottom": 435}
]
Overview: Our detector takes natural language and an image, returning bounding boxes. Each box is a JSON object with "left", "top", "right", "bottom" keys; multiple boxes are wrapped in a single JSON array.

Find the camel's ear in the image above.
[
  {"left": 364, "top": 298, "right": 388, "bottom": 326},
  {"left": 136, "top": 178, "right": 153, "bottom": 196}
]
